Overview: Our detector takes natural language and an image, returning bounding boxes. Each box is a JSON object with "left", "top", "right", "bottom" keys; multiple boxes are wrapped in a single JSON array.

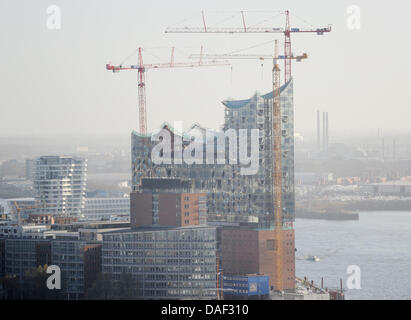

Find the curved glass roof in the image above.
[{"left": 222, "top": 79, "right": 292, "bottom": 109}]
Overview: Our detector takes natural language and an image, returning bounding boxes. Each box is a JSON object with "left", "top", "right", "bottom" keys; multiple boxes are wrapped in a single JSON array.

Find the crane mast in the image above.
[
  {"left": 284, "top": 10, "right": 292, "bottom": 83},
  {"left": 106, "top": 47, "right": 229, "bottom": 135},
  {"left": 106, "top": 47, "right": 229, "bottom": 190},
  {"left": 272, "top": 40, "right": 283, "bottom": 292},
  {"left": 166, "top": 9, "right": 331, "bottom": 292},
  {"left": 137, "top": 48, "right": 147, "bottom": 135}
]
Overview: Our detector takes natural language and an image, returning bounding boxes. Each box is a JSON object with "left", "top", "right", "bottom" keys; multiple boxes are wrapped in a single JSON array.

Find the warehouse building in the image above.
[{"left": 360, "top": 180, "right": 411, "bottom": 196}]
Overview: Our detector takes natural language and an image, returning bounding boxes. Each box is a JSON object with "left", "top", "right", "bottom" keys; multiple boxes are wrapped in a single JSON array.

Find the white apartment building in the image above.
[{"left": 33, "top": 156, "right": 87, "bottom": 217}]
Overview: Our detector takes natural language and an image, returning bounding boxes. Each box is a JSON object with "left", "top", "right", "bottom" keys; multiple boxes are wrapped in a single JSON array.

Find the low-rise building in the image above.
[
  {"left": 82, "top": 197, "right": 130, "bottom": 221},
  {"left": 1, "top": 233, "right": 101, "bottom": 300},
  {"left": 220, "top": 227, "right": 295, "bottom": 291},
  {"left": 0, "top": 221, "right": 49, "bottom": 238},
  {"left": 360, "top": 180, "right": 411, "bottom": 196},
  {"left": 27, "top": 214, "right": 55, "bottom": 225},
  {"left": 0, "top": 198, "right": 36, "bottom": 221},
  {"left": 102, "top": 225, "right": 217, "bottom": 300},
  {"left": 223, "top": 274, "right": 269, "bottom": 299},
  {"left": 295, "top": 172, "right": 334, "bottom": 185}
]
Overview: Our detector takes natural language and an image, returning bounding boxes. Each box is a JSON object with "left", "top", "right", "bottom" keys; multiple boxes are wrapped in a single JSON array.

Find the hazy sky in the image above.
[{"left": 1, "top": 0, "right": 410, "bottom": 139}]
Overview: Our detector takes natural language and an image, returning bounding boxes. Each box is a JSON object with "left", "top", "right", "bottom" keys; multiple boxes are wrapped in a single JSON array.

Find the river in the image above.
[{"left": 295, "top": 211, "right": 411, "bottom": 300}]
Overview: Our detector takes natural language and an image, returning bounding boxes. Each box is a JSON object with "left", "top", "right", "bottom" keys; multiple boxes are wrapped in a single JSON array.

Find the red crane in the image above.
[
  {"left": 106, "top": 47, "right": 229, "bottom": 135},
  {"left": 165, "top": 10, "right": 331, "bottom": 83}
]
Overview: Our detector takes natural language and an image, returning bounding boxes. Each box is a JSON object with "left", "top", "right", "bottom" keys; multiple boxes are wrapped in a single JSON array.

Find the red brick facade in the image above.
[
  {"left": 221, "top": 228, "right": 295, "bottom": 290},
  {"left": 131, "top": 191, "right": 204, "bottom": 228},
  {"left": 130, "top": 193, "right": 153, "bottom": 227}
]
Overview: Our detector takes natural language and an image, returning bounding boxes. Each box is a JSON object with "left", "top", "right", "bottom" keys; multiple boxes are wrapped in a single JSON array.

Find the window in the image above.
[{"left": 266, "top": 239, "right": 275, "bottom": 251}]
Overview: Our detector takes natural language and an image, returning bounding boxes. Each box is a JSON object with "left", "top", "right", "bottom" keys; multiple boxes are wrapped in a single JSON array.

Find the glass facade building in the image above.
[
  {"left": 102, "top": 226, "right": 217, "bottom": 299},
  {"left": 131, "top": 80, "right": 295, "bottom": 228},
  {"left": 1, "top": 236, "right": 100, "bottom": 300},
  {"left": 83, "top": 197, "right": 130, "bottom": 221},
  {"left": 51, "top": 239, "right": 87, "bottom": 299}
]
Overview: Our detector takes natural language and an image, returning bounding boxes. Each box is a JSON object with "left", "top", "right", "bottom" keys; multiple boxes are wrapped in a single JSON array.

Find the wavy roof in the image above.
[{"left": 222, "top": 79, "right": 292, "bottom": 109}]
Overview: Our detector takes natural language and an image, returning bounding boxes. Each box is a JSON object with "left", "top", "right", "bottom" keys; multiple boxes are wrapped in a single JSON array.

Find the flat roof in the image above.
[
  {"left": 369, "top": 181, "right": 411, "bottom": 186},
  {"left": 102, "top": 224, "right": 216, "bottom": 235}
]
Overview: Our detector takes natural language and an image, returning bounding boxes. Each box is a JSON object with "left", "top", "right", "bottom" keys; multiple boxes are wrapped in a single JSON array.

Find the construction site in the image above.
[
  {"left": 4, "top": 0, "right": 411, "bottom": 304},
  {"left": 104, "top": 10, "right": 333, "bottom": 297},
  {"left": 0, "top": 9, "right": 340, "bottom": 301}
]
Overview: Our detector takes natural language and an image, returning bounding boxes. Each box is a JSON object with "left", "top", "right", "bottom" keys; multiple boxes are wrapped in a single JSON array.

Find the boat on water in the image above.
[{"left": 308, "top": 255, "right": 321, "bottom": 262}]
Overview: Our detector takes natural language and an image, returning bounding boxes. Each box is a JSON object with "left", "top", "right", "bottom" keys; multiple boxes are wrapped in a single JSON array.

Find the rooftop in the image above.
[
  {"left": 102, "top": 224, "right": 216, "bottom": 235},
  {"left": 369, "top": 180, "right": 411, "bottom": 186},
  {"left": 222, "top": 79, "right": 292, "bottom": 109}
]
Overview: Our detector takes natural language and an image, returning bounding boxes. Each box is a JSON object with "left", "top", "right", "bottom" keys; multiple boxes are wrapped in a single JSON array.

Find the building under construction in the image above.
[
  {"left": 131, "top": 79, "right": 295, "bottom": 229},
  {"left": 130, "top": 79, "right": 296, "bottom": 290}
]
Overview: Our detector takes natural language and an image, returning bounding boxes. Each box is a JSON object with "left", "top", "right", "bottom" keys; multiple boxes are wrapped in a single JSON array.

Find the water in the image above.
[{"left": 295, "top": 211, "right": 411, "bottom": 300}]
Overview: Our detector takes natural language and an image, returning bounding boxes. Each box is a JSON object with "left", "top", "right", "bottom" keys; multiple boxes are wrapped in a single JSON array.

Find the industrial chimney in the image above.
[
  {"left": 326, "top": 112, "right": 329, "bottom": 150},
  {"left": 322, "top": 112, "right": 326, "bottom": 152},
  {"left": 317, "top": 110, "right": 321, "bottom": 152}
]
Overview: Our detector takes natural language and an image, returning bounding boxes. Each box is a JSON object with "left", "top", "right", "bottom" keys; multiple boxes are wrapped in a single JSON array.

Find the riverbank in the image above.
[{"left": 296, "top": 210, "right": 359, "bottom": 221}]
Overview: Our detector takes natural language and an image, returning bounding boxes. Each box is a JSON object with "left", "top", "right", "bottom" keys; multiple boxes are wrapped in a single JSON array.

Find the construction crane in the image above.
[
  {"left": 190, "top": 44, "right": 306, "bottom": 293},
  {"left": 106, "top": 47, "right": 230, "bottom": 135},
  {"left": 272, "top": 40, "right": 283, "bottom": 292},
  {"left": 165, "top": 10, "right": 331, "bottom": 83},
  {"left": 167, "top": 9, "right": 330, "bottom": 293},
  {"left": 189, "top": 51, "right": 307, "bottom": 85},
  {"left": 13, "top": 202, "right": 56, "bottom": 225},
  {"left": 189, "top": 52, "right": 308, "bottom": 62},
  {"left": 189, "top": 51, "right": 307, "bottom": 79}
]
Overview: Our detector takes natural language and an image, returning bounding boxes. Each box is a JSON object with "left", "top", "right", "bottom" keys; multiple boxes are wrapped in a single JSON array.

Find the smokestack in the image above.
[
  {"left": 326, "top": 112, "right": 329, "bottom": 150},
  {"left": 322, "top": 112, "right": 326, "bottom": 152},
  {"left": 393, "top": 139, "right": 396, "bottom": 160},
  {"left": 317, "top": 110, "right": 321, "bottom": 151}
]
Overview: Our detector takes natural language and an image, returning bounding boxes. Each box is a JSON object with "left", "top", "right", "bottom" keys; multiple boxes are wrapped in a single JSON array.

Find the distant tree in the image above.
[
  {"left": 2, "top": 274, "right": 22, "bottom": 300},
  {"left": 85, "top": 272, "right": 139, "bottom": 300},
  {"left": 85, "top": 273, "right": 116, "bottom": 300},
  {"left": 23, "top": 265, "right": 49, "bottom": 300},
  {"left": 1, "top": 265, "right": 65, "bottom": 300},
  {"left": 116, "top": 272, "right": 138, "bottom": 300},
  {"left": 21, "top": 265, "right": 63, "bottom": 300}
]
